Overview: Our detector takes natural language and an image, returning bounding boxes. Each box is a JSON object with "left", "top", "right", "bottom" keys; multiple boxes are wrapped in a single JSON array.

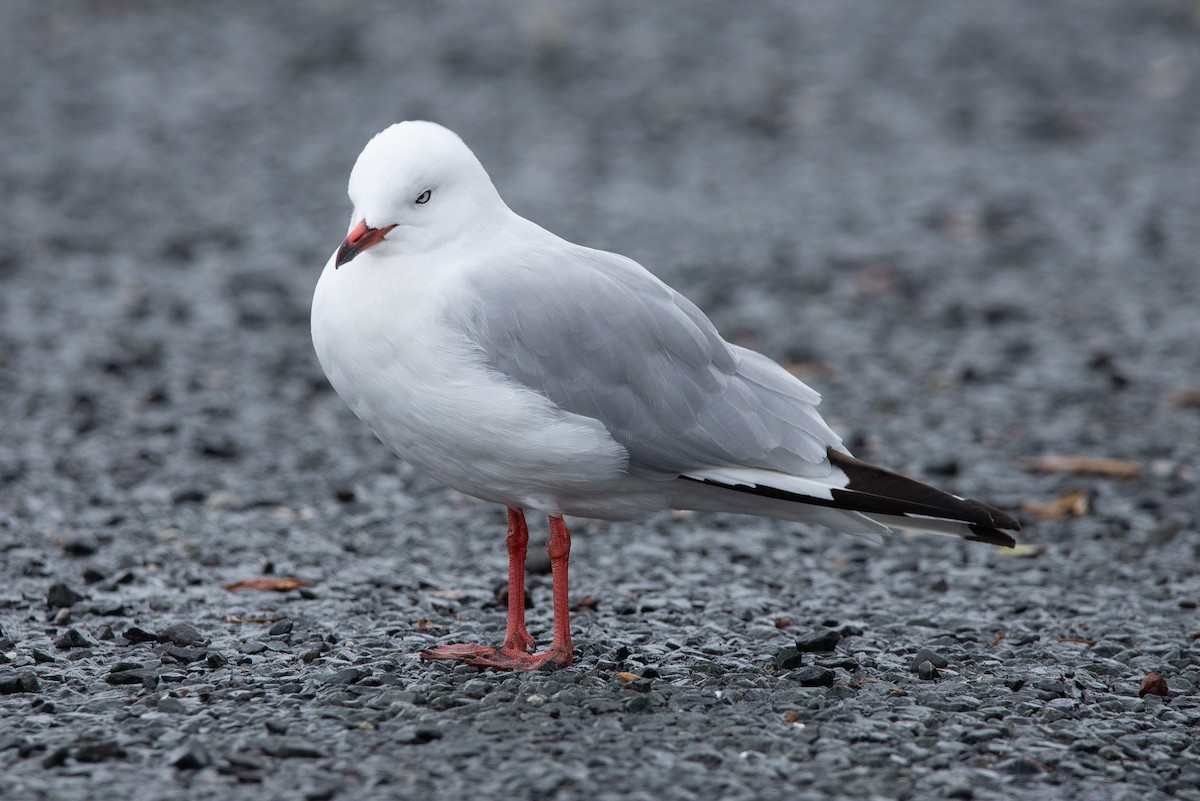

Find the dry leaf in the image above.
[
  {"left": 616, "top": 672, "right": 643, "bottom": 683},
  {"left": 571, "top": 594, "right": 600, "bottom": 611},
  {"left": 783, "top": 711, "right": 800, "bottom": 724},
  {"left": 222, "top": 577, "right": 311, "bottom": 593},
  {"left": 1020, "top": 456, "right": 1141, "bottom": 478},
  {"left": 427, "top": 589, "right": 464, "bottom": 600},
  {"left": 774, "top": 616, "right": 793, "bottom": 630},
  {"left": 1167, "top": 388, "right": 1200, "bottom": 408},
  {"left": 1056, "top": 636, "right": 1097, "bottom": 646},
  {"left": 1022, "top": 490, "right": 1089, "bottom": 520}
]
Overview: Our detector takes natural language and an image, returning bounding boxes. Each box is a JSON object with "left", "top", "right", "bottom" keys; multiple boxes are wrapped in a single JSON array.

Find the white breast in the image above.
[{"left": 310, "top": 248, "right": 631, "bottom": 515}]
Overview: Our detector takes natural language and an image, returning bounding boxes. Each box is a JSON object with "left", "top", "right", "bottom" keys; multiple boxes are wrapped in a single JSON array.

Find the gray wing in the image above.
[{"left": 450, "top": 242, "right": 843, "bottom": 478}]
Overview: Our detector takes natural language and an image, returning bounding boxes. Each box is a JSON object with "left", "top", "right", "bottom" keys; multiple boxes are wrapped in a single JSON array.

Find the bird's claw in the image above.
[{"left": 420, "top": 643, "right": 571, "bottom": 671}]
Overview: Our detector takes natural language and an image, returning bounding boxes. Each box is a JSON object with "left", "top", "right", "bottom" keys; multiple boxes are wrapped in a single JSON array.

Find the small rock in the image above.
[
  {"left": 268, "top": 619, "right": 294, "bottom": 636},
  {"left": 265, "top": 720, "right": 289, "bottom": 735},
  {"left": 206, "top": 652, "right": 229, "bottom": 668},
  {"left": 793, "top": 666, "right": 836, "bottom": 687},
  {"left": 42, "top": 746, "right": 70, "bottom": 768},
  {"left": 158, "top": 623, "right": 204, "bottom": 647},
  {"left": 395, "top": 726, "right": 442, "bottom": 745},
  {"left": 1139, "top": 672, "right": 1168, "bottom": 698},
  {"left": 774, "top": 647, "right": 804, "bottom": 670},
  {"left": 170, "top": 741, "right": 211, "bottom": 770},
  {"left": 795, "top": 630, "right": 842, "bottom": 653},
  {"left": 164, "top": 645, "right": 208, "bottom": 663},
  {"left": 74, "top": 740, "right": 126, "bottom": 763},
  {"left": 305, "top": 782, "right": 342, "bottom": 801},
  {"left": 916, "top": 661, "right": 939, "bottom": 680},
  {"left": 0, "top": 670, "right": 39, "bottom": 694},
  {"left": 910, "top": 647, "right": 949, "bottom": 672},
  {"left": 32, "top": 649, "right": 57, "bottom": 663},
  {"left": 171, "top": 488, "right": 207, "bottom": 505},
  {"left": 46, "top": 582, "right": 85, "bottom": 609},
  {"left": 55, "top": 628, "right": 96, "bottom": 650},
  {"left": 123, "top": 626, "right": 158, "bottom": 644},
  {"left": 106, "top": 667, "right": 158, "bottom": 688},
  {"left": 1033, "top": 679, "right": 1067, "bottom": 699},
  {"left": 62, "top": 538, "right": 98, "bottom": 557},
  {"left": 157, "top": 697, "right": 189, "bottom": 714},
  {"left": 260, "top": 739, "right": 324, "bottom": 759},
  {"left": 325, "top": 667, "right": 368, "bottom": 685}
]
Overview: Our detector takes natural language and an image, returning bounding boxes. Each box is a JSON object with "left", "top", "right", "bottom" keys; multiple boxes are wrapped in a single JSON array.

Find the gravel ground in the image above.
[{"left": 3, "top": 1, "right": 1200, "bottom": 799}]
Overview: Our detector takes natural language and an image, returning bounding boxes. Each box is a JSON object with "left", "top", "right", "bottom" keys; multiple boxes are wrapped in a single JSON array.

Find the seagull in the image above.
[{"left": 311, "top": 121, "right": 1019, "bottom": 671}]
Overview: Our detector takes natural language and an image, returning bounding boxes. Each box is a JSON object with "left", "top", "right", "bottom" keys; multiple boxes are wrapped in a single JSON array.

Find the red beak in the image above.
[{"left": 335, "top": 220, "right": 397, "bottom": 268}]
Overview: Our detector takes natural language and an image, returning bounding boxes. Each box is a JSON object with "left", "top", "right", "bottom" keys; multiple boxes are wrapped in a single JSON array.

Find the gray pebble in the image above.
[
  {"left": 0, "top": 670, "right": 39, "bottom": 694},
  {"left": 46, "top": 583, "right": 85, "bottom": 609},
  {"left": 911, "top": 648, "right": 949, "bottom": 672},
  {"left": 157, "top": 623, "right": 204, "bottom": 647}
]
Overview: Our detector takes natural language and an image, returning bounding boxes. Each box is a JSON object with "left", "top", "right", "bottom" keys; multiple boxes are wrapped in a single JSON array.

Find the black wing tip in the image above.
[
  {"left": 827, "top": 447, "right": 1021, "bottom": 547},
  {"left": 966, "top": 524, "right": 1019, "bottom": 549}
]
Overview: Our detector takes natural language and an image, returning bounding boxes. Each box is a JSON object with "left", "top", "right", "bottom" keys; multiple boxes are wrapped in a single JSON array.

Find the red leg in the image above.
[
  {"left": 543, "top": 514, "right": 575, "bottom": 666},
  {"left": 501, "top": 508, "right": 535, "bottom": 653},
  {"left": 420, "top": 509, "right": 574, "bottom": 671}
]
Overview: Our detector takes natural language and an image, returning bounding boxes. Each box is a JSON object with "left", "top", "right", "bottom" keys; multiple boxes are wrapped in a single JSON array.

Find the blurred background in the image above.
[
  {"left": 3, "top": 0, "right": 1198, "bottom": 529},
  {"left": 1, "top": 1, "right": 1200, "bottom": 797}
]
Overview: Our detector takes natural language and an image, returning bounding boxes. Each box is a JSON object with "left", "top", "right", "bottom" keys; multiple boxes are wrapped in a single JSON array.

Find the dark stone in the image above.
[
  {"left": 268, "top": 619, "right": 293, "bottom": 636},
  {"left": 82, "top": 568, "right": 107, "bottom": 584},
  {"left": 1005, "top": 676, "right": 1026, "bottom": 691},
  {"left": 46, "top": 582, "right": 85, "bottom": 608},
  {"left": 158, "top": 623, "right": 204, "bottom": 647},
  {"left": 795, "top": 630, "right": 842, "bottom": 653},
  {"left": 265, "top": 719, "right": 289, "bottom": 735},
  {"left": 0, "top": 670, "right": 39, "bottom": 694},
  {"left": 123, "top": 626, "right": 158, "bottom": 643},
  {"left": 32, "top": 649, "right": 57, "bottom": 663},
  {"left": 74, "top": 740, "right": 126, "bottom": 763},
  {"left": 916, "top": 660, "right": 939, "bottom": 681},
  {"left": 42, "top": 746, "right": 71, "bottom": 768},
  {"left": 55, "top": 628, "right": 97, "bottom": 649},
  {"left": 325, "top": 667, "right": 368, "bottom": 685},
  {"left": 165, "top": 645, "right": 208, "bottom": 663},
  {"left": 1033, "top": 679, "right": 1067, "bottom": 699},
  {"left": 63, "top": 538, "right": 98, "bottom": 556},
  {"left": 794, "top": 666, "right": 836, "bottom": 687},
  {"left": 171, "top": 488, "right": 207, "bottom": 504},
  {"left": 170, "top": 742, "right": 211, "bottom": 769},
  {"left": 106, "top": 667, "right": 159, "bottom": 687},
  {"left": 774, "top": 647, "right": 804, "bottom": 670},
  {"left": 206, "top": 652, "right": 229, "bottom": 668},
  {"left": 910, "top": 648, "right": 949, "bottom": 672},
  {"left": 395, "top": 726, "right": 442, "bottom": 745},
  {"left": 624, "top": 695, "right": 653, "bottom": 713}
]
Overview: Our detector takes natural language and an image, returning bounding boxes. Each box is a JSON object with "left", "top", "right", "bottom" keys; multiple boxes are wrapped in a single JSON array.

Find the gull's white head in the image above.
[{"left": 334, "top": 121, "right": 507, "bottom": 267}]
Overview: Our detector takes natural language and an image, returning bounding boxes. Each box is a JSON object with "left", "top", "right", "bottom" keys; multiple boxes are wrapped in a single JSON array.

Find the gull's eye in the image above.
[{"left": 415, "top": 189, "right": 432, "bottom": 205}]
